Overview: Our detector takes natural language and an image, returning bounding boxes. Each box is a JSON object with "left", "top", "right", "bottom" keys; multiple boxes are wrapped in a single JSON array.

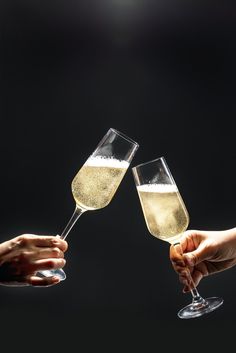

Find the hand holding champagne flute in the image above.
[
  {"left": 39, "top": 128, "right": 139, "bottom": 281},
  {"left": 132, "top": 156, "right": 223, "bottom": 319}
]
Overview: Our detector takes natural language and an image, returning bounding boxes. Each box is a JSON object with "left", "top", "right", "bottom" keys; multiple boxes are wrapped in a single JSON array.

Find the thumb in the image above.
[{"left": 183, "top": 243, "right": 208, "bottom": 267}]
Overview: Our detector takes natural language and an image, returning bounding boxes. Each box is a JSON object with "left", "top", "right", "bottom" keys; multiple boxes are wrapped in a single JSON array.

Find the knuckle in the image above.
[
  {"left": 52, "top": 248, "right": 62, "bottom": 258},
  {"left": 63, "top": 241, "right": 68, "bottom": 251},
  {"left": 16, "top": 234, "right": 32, "bottom": 247},
  {"left": 55, "top": 239, "right": 68, "bottom": 252},
  {"left": 58, "top": 259, "right": 66, "bottom": 268},
  {"left": 51, "top": 238, "right": 57, "bottom": 246},
  {"left": 16, "top": 235, "right": 26, "bottom": 246}
]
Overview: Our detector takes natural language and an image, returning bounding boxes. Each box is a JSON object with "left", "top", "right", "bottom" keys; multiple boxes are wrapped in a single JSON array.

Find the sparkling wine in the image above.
[
  {"left": 137, "top": 184, "right": 189, "bottom": 244},
  {"left": 72, "top": 156, "right": 129, "bottom": 210}
]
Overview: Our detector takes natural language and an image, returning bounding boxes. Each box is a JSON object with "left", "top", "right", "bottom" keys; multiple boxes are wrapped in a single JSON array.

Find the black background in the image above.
[{"left": 1, "top": 1, "right": 236, "bottom": 352}]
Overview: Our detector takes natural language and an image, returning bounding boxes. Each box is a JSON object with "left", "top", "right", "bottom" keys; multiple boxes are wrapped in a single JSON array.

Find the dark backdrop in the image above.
[{"left": 1, "top": 1, "right": 236, "bottom": 352}]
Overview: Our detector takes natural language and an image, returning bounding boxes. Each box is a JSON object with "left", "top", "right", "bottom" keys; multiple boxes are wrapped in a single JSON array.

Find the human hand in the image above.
[
  {"left": 169, "top": 228, "right": 236, "bottom": 292},
  {"left": 0, "top": 234, "right": 68, "bottom": 287}
]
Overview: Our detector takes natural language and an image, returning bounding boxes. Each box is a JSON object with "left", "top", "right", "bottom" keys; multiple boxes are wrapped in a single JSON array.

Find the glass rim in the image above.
[
  {"left": 110, "top": 128, "right": 139, "bottom": 148},
  {"left": 132, "top": 156, "right": 165, "bottom": 171}
]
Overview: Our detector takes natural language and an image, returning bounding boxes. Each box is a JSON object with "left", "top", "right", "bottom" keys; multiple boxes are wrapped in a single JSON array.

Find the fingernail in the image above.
[{"left": 52, "top": 276, "right": 60, "bottom": 282}]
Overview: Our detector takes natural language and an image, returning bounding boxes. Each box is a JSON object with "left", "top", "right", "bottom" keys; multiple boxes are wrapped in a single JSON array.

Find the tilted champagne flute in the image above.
[
  {"left": 39, "top": 128, "right": 139, "bottom": 281},
  {"left": 132, "top": 156, "right": 223, "bottom": 319}
]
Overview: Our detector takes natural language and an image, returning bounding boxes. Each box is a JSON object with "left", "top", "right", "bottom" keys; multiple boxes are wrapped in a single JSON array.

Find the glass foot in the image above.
[
  {"left": 178, "top": 297, "right": 224, "bottom": 319},
  {"left": 38, "top": 268, "right": 66, "bottom": 281}
]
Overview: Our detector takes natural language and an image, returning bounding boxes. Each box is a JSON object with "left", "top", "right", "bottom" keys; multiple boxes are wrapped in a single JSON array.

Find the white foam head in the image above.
[
  {"left": 137, "top": 184, "right": 178, "bottom": 193},
  {"left": 85, "top": 156, "right": 129, "bottom": 169}
]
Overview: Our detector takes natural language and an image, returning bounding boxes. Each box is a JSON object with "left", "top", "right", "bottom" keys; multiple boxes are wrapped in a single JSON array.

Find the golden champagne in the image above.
[
  {"left": 72, "top": 156, "right": 129, "bottom": 210},
  {"left": 137, "top": 184, "right": 189, "bottom": 244}
]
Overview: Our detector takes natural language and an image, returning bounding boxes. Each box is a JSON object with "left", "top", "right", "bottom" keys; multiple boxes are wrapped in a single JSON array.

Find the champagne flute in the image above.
[
  {"left": 132, "top": 156, "right": 223, "bottom": 319},
  {"left": 39, "top": 128, "right": 139, "bottom": 281}
]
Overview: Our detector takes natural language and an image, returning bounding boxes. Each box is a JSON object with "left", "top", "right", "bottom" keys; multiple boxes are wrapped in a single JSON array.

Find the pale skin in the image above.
[
  {"left": 169, "top": 227, "right": 236, "bottom": 293},
  {"left": 0, "top": 234, "right": 68, "bottom": 287}
]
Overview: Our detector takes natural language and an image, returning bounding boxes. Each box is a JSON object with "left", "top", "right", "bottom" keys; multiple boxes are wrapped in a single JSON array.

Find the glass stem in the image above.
[
  {"left": 60, "top": 206, "right": 85, "bottom": 240},
  {"left": 174, "top": 242, "right": 207, "bottom": 308}
]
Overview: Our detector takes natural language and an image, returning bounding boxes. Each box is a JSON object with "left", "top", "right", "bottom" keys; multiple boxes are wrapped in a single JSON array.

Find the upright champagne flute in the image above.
[
  {"left": 39, "top": 128, "right": 139, "bottom": 281},
  {"left": 132, "top": 156, "right": 223, "bottom": 319}
]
